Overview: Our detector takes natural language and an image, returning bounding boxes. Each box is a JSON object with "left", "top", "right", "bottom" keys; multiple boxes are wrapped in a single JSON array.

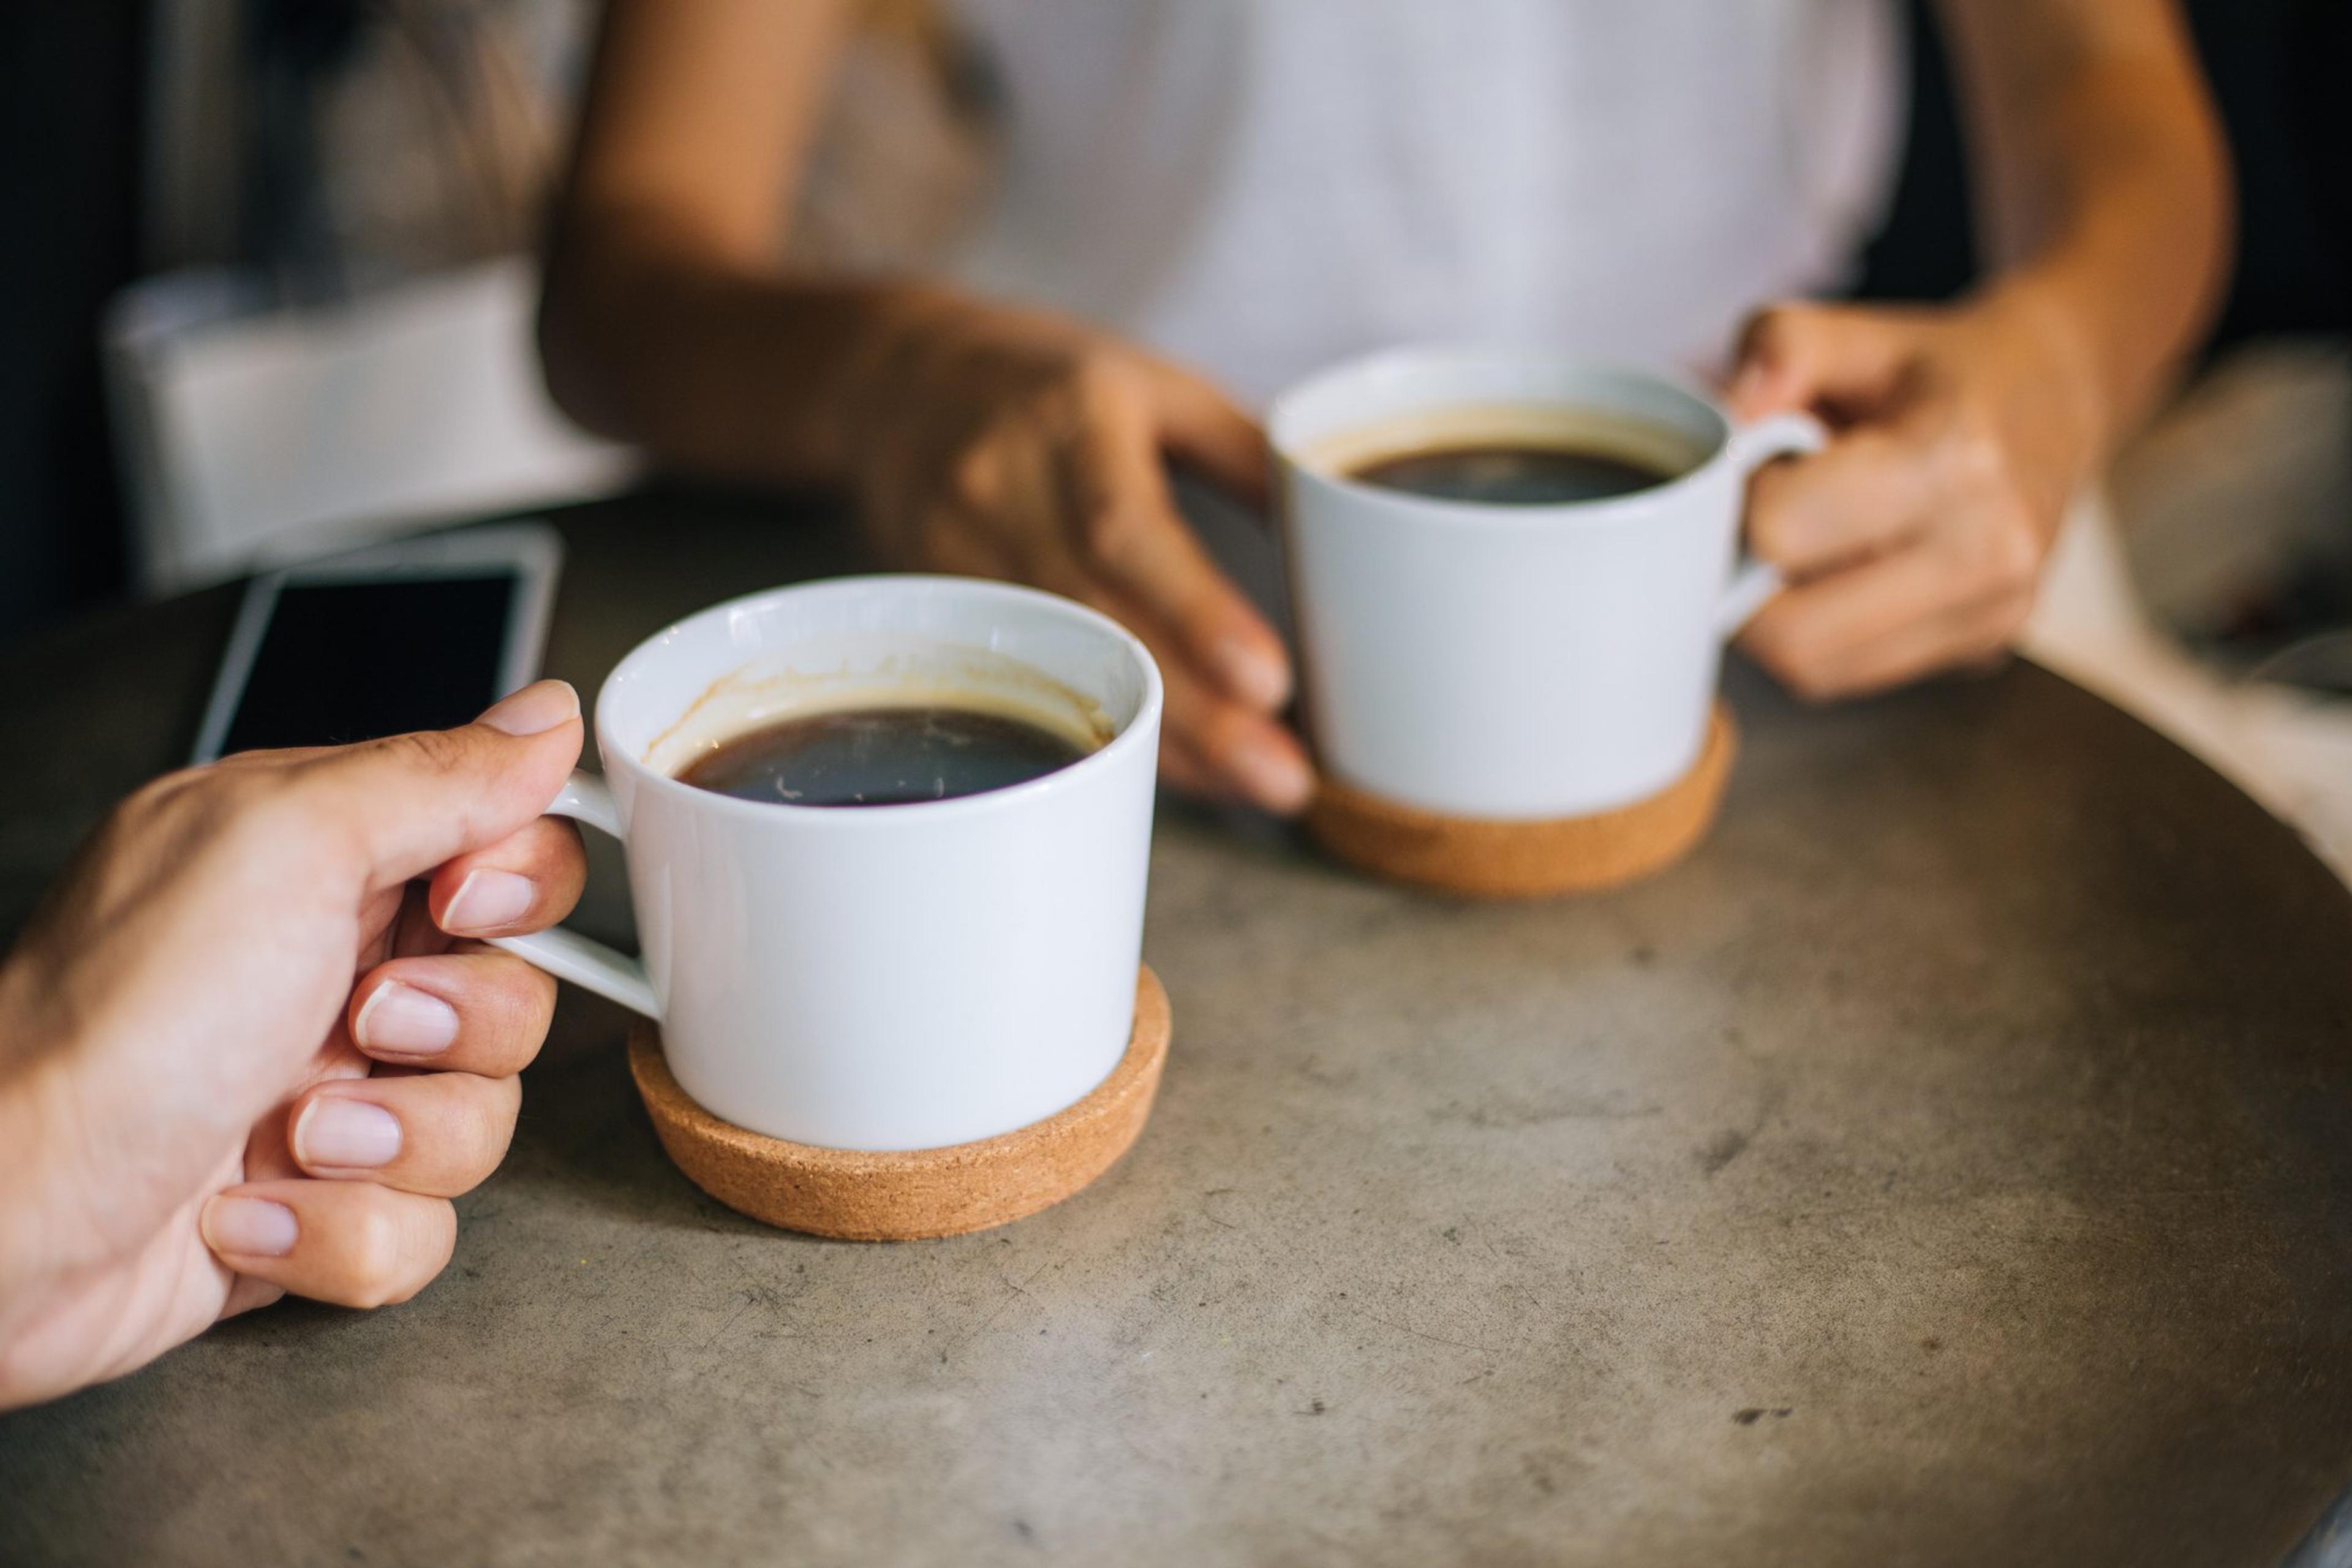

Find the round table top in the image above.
[{"left": 4, "top": 490, "right": 2351, "bottom": 1567}]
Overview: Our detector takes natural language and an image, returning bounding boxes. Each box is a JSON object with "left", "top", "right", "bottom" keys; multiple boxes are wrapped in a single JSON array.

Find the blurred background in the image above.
[{"left": 3, "top": 0, "right": 2348, "bottom": 852}]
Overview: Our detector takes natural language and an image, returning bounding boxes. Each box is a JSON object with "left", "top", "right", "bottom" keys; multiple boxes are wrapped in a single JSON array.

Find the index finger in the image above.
[
  {"left": 1729, "top": 300, "right": 1919, "bottom": 422},
  {"left": 1746, "top": 424, "right": 1937, "bottom": 578},
  {"left": 290, "top": 680, "right": 584, "bottom": 892},
  {"left": 1058, "top": 385, "right": 1291, "bottom": 712}
]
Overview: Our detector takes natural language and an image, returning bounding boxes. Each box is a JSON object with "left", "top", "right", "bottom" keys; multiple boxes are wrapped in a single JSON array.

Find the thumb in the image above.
[
  {"left": 296, "top": 681, "right": 584, "bottom": 892},
  {"left": 1727, "top": 301, "right": 1915, "bottom": 423}
]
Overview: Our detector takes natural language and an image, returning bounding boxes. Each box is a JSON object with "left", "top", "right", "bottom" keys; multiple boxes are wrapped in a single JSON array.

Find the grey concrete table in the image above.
[{"left": 4, "top": 489, "right": 2352, "bottom": 1567}]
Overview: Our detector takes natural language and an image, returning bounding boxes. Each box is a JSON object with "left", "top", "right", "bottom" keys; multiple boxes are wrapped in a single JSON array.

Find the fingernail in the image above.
[
  {"left": 353, "top": 980, "right": 459, "bottom": 1057},
  {"left": 294, "top": 1097, "right": 404, "bottom": 1170},
  {"left": 478, "top": 680, "right": 578, "bottom": 736},
  {"left": 203, "top": 1196, "right": 298, "bottom": 1259},
  {"left": 442, "top": 869, "right": 536, "bottom": 933},
  {"left": 1218, "top": 637, "right": 1291, "bottom": 710},
  {"left": 1232, "top": 737, "right": 1315, "bottom": 815}
]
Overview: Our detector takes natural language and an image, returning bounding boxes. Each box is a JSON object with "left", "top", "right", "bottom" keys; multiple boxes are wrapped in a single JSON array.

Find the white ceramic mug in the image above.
[
  {"left": 1270, "top": 346, "right": 1824, "bottom": 820},
  {"left": 490, "top": 576, "right": 1163, "bottom": 1152}
]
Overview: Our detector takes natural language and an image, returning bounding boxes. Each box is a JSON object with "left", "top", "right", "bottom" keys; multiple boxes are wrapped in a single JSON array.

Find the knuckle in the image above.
[
  {"left": 467, "top": 1079, "right": 524, "bottom": 1162},
  {"left": 1745, "top": 303, "right": 1803, "bottom": 354},
  {"left": 125, "top": 763, "right": 208, "bottom": 812},
  {"left": 344, "top": 1202, "right": 412, "bottom": 1308},
  {"left": 160, "top": 759, "right": 263, "bottom": 816},
  {"left": 1074, "top": 353, "right": 1154, "bottom": 440},
  {"left": 1746, "top": 623, "right": 1836, "bottom": 702},
  {"left": 105, "top": 767, "right": 216, "bottom": 845},
  {"left": 1780, "top": 658, "right": 1842, "bottom": 704},
  {"left": 946, "top": 442, "right": 1001, "bottom": 508},
  {"left": 530, "top": 815, "right": 589, "bottom": 883},
  {"left": 1744, "top": 300, "right": 1841, "bottom": 367},
  {"left": 1009, "top": 351, "right": 1093, "bottom": 424},
  {"left": 1980, "top": 513, "right": 2042, "bottom": 592},
  {"left": 405, "top": 1205, "right": 458, "bottom": 1301},
  {"left": 1079, "top": 500, "right": 1140, "bottom": 566},
  {"left": 211, "top": 769, "right": 336, "bottom": 862},
  {"left": 507, "top": 957, "right": 560, "bottom": 1029},
  {"left": 1940, "top": 405, "right": 2009, "bottom": 492},
  {"left": 383, "top": 726, "right": 469, "bottom": 778},
  {"left": 1067, "top": 344, "right": 1127, "bottom": 402},
  {"left": 1740, "top": 616, "right": 1793, "bottom": 669},
  {"left": 1743, "top": 482, "right": 1803, "bottom": 564},
  {"left": 525, "top": 962, "right": 563, "bottom": 1024},
  {"left": 1988, "top": 583, "right": 2038, "bottom": 641}
]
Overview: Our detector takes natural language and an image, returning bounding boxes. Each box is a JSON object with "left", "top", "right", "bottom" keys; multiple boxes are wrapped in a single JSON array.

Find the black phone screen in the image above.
[{"left": 218, "top": 574, "right": 519, "bottom": 753}]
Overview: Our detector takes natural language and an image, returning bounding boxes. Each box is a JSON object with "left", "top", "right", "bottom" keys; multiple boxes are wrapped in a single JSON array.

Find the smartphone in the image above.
[{"left": 192, "top": 522, "right": 565, "bottom": 763}]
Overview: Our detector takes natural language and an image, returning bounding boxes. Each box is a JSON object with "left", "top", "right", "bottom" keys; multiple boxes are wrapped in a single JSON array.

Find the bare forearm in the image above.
[
  {"left": 1988, "top": 71, "right": 2230, "bottom": 443},
  {"left": 1939, "top": 0, "right": 2231, "bottom": 445},
  {"left": 538, "top": 218, "right": 957, "bottom": 489},
  {"left": 537, "top": 0, "right": 886, "bottom": 487}
]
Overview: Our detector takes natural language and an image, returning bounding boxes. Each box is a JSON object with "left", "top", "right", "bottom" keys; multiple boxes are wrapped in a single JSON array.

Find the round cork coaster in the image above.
[
  {"left": 1305, "top": 703, "right": 1738, "bottom": 899},
  {"left": 627, "top": 967, "right": 1171, "bottom": 1241}
]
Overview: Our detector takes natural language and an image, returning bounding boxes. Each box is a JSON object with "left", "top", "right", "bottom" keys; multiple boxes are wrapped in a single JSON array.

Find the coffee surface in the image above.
[
  {"left": 678, "top": 704, "right": 1090, "bottom": 807},
  {"left": 1347, "top": 442, "right": 1676, "bottom": 505}
]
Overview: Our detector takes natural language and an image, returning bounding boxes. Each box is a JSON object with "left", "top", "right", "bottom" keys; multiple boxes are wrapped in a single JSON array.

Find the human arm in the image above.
[
  {"left": 0, "top": 683, "right": 587, "bottom": 1408},
  {"left": 1730, "top": 0, "right": 2230, "bottom": 696},
  {"left": 538, "top": 0, "right": 1310, "bottom": 810}
]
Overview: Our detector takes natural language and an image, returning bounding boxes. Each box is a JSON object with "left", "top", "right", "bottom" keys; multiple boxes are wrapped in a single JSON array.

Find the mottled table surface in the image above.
[{"left": 4, "top": 490, "right": 2351, "bottom": 1567}]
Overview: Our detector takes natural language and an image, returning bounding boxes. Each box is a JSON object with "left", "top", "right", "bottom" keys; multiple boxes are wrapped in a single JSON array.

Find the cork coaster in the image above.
[
  {"left": 627, "top": 967, "right": 1171, "bottom": 1241},
  {"left": 1305, "top": 703, "right": 1738, "bottom": 899}
]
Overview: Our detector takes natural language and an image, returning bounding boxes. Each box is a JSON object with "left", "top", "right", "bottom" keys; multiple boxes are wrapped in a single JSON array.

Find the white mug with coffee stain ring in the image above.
[
  {"left": 1271, "top": 345, "right": 1824, "bottom": 820},
  {"left": 489, "top": 576, "right": 1163, "bottom": 1152}
]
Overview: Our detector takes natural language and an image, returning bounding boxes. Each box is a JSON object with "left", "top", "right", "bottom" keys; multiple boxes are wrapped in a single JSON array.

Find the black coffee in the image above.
[
  {"left": 677, "top": 704, "right": 1090, "bottom": 807},
  {"left": 1348, "top": 442, "right": 1676, "bottom": 505}
]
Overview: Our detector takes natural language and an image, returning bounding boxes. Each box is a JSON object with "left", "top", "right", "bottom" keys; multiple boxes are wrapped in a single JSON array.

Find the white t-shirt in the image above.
[{"left": 946, "top": 0, "right": 1905, "bottom": 405}]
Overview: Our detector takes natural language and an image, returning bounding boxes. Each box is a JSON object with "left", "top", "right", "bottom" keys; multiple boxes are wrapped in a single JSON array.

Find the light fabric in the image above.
[{"left": 947, "top": 0, "right": 1904, "bottom": 404}]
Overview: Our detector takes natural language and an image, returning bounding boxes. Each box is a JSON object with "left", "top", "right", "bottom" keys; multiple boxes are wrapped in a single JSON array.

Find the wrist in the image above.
[
  {"left": 827, "top": 285, "right": 1098, "bottom": 504},
  {"left": 1977, "top": 243, "right": 2188, "bottom": 454},
  {"left": 1968, "top": 274, "right": 2115, "bottom": 463},
  {"left": 576, "top": 268, "right": 984, "bottom": 491},
  {"left": 818, "top": 282, "right": 982, "bottom": 488}
]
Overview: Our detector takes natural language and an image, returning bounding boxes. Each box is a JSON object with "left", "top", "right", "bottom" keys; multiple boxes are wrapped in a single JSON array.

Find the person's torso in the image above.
[{"left": 944, "top": 0, "right": 1904, "bottom": 403}]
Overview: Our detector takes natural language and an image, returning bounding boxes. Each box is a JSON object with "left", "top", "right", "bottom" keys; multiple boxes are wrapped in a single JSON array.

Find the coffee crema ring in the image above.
[
  {"left": 1305, "top": 703, "right": 1736, "bottom": 899},
  {"left": 628, "top": 968, "right": 1170, "bottom": 1240}
]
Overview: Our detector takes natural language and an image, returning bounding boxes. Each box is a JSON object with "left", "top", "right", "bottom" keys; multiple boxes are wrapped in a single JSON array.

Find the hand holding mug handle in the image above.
[
  {"left": 1714, "top": 412, "right": 1830, "bottom": 637},
  {"left": 486, "top": 772, "right": 663, "bottom": 1019}
]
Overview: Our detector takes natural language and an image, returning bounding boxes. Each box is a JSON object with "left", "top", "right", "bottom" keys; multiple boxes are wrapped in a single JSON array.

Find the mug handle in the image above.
[
  {"left": 485, "top": 771, "right": 662, "bottom": 1020},
  {"left": 1714, "top": 411, "right": 1831, "bottom": 637}
]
